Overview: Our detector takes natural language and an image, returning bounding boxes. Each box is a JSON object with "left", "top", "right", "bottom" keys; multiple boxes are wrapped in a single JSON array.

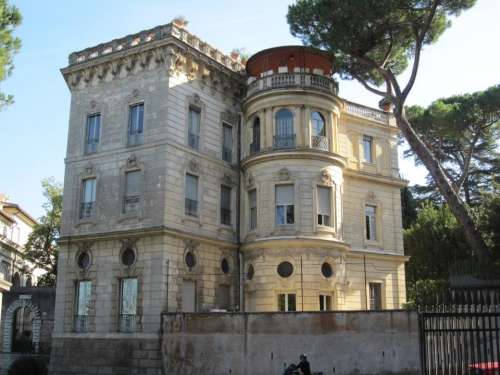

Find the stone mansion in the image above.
[{"left": 51, "top": 19, "right": 408, "bottom": 366}]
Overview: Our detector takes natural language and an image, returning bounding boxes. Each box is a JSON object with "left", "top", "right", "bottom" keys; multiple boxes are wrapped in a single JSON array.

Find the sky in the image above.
[{"left": 0, "top": 0, "right": 499, "bottom": 219}]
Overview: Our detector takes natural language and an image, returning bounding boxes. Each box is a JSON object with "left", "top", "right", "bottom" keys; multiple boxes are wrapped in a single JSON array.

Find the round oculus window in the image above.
[
  {"left": 121, "top": 248, "right": 136, "bottom": 266},
  {"left": 247, "top": 264, "right": 254, "bottom": 280},
  {"left": 221, "top": 258, "right": 230, "bottom": 274},
  {"left": 77, "top": 251, "right": 90, "bottom": 270},
  {"left": 277, "top": 261, "right": 294, "bottom": 278},
  {"left": 321, "top": 262, "right": 333, "bottom": 278},
  {"left": 185, "top": 251, "right": 196, "bottom": 268}
]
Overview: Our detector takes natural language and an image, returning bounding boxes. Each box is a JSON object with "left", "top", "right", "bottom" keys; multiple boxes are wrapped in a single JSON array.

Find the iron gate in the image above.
[{"left": 419, "top": 287, "right": 500, "bottom": 374}]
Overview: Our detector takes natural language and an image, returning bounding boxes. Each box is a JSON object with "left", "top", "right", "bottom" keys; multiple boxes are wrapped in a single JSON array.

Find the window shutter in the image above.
[
  {"left": 317, "top": 186, "right": 331, "bottom": 215},
  {"left": 276, "top": 185, "right": 294, "bottom": 205}
]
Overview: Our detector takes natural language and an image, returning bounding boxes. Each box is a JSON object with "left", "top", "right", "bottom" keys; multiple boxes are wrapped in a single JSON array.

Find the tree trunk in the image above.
[{"left": 395, "top": 113, "right": 491, "bottom": 264}]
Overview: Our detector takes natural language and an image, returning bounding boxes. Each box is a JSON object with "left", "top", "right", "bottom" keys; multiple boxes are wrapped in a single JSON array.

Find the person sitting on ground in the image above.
[{"left": 297, "top": 354, "right": 311, "bottom": 375}]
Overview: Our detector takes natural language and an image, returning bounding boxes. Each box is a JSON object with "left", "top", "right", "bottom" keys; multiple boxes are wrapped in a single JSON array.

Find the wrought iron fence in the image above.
[
  {"left": 119, "top": 314, "right": 137, "bottom": 333},
  {"left": 311, "top": 135, "right": 329, "bottom": 151},
  {"left": 74, "top": 315, "right": 89, "bottom": 333}
]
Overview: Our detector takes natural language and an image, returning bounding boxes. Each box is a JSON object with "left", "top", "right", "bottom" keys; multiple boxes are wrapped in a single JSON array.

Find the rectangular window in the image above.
[
  {"left": 369, "top": 283, "right": 382, "bottom": 310},
  {"left": 317, "top": 186, "right": 332, "bottom": 227},
  {"left": 123, "top": 170, "right": 141, "bottom": 213},
  {"left": 80, "top": 178, "right": 96, "bottom": 219},
  {"left": 220, "top": 185, "right": 231, "bottom": 225},
  {"left": 277, "top": 293, "right": 296, "bottom": 312},
  {"left": 365, "top": 205, "right": 377, "bottom": 240},
  {"left": 188, "top": 107, "right": 201, "bottom": 149},
  {"left": 216, "top": 284, "right": 231, "bottom": 311},
  {"left": 120, "top": 278, "right": 138, "bottom": 333},
  {"left": 319, "top": 294, "right": 332, "bottom": 311},
  {"left": 75, "top": 280, "right": 91, "bottom": 332},
  {"left": 249, "top": 189, "right": 257, "bottom": 230},
  {"left": 222, "top": 123, "right": 233, "bottom": 163},
  {"left": 85, "top": 114, "right": 101, "bottom": 154},
  {"left": 128, "top": 103, "right": 144, "bottom": 145},
  {"left": 363, "top": 135, "right": 373, "bottom": 163},
  {"left": 185, "top": 174, "right": 199, "bottom": 217},
  {"left": 276, "top": 185, "right": 294, "bottom": 225}
]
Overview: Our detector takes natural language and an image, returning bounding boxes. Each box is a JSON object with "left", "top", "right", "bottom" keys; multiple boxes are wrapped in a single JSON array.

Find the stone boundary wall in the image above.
[{"left": 162, "top": 311, "right": 420, "bottom": 375}]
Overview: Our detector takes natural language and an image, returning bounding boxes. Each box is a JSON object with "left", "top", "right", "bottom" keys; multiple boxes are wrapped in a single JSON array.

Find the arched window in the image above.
[
  {"left": 311, "top": 111, "right": 326, "bottom": 136},
  {"left": 12, "top": 272, "right": 21, "bottom": 288},
  {"left": 274, "top": 109, "right": 295, "bottom": 149},
  {"left": 12, "top": 307, "right": 33, "bottom": 353},
  {"left": 0, "top": 262, "right": 9, "bottom": 280},
  {"left": 25, "top": 276, "right": 32, "bottom": 288},
  {"left": 251, "top": 117, "right": 260, "bottom": 154}
]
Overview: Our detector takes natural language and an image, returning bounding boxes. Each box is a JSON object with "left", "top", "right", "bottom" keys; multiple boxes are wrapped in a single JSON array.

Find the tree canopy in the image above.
[
  {"left": 406, "top": 85, "right": 500, "bottom": 205},
  {"left": 24, "top": 178, "right": 62, "bottom": 286},
  {"left": 0, "top": 0, "right": 21, "bottom": 110},
  {"left": 287, "top": 0, "right": 492, "bottom": 263}
]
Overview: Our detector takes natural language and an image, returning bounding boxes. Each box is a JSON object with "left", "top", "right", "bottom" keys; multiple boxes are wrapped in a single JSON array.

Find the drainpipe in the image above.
[{"left": 236, "top": 112, "right": 244, "bottom": 312}]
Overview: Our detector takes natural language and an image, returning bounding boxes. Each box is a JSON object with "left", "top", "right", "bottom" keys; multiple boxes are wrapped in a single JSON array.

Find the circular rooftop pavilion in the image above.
[{"left": 246, "top": 45, "right": 333, "bottom": 78}]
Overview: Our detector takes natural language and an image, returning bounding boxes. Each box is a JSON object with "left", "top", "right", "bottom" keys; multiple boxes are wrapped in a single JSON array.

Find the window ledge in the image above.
[
  {"left": 75, "top": 218, "right": 97, "bottom": 227},
  {"left": 118, "top": 212, "right": 140, "bottom": 223},
  {"left": 182, "top": 216, "right": 203, "bottom": 227},
  {"left": 364, "top": 239, "right": 382, "bottom": 248},
  {"left": 316, "top": 225, "right": 336, "bottom": 235}
]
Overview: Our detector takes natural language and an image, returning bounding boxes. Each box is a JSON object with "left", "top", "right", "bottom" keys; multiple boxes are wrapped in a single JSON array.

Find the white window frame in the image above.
[
  {"left": 185, "top": 173, "right": 199, "bottom": 217},
  {"left": 275, "top": 184, "right": 295, "bottom": 226},
  {"left": 128, "top": 102, "right": 145, "bottom": 146},
  {"left": 319, "top": 293, "right": 333, "bottom": 311},
  {"left": 362, "top": 135, "right": 374, "bottom": 163},
  {"left": 188, "top": 106, "right": 201, "bottom": 150},
  {"left": 368, "top": 282, "right": 383, "bottom": 310},
  {"left": 365, "top": 205, "right": 377, "bottom": 241},
  {"left": 84, "top": 113, "right": 101, "bottom": 154},
  {"left": 277, "top": 292, "right": 297, "bottom": 312},
  {"left": 221, "top": 122, "right": 233, "bottom": 163}
]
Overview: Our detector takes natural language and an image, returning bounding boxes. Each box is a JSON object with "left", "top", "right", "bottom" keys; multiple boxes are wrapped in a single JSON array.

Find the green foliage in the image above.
[
  {"left": 404, "top": 202, "right": 471, "bottom": 282},
  {"left": 406, "top": 85, "right": 500, "bottom": 204},
  {"left": 287, "top": 0, "right": 474, "bottom": 88},
  {"left": 474, "top": 193, "right": 500, "bottom": 263},
  {"left": 24, "top": 178, "right": 62, "bottom": 286},
  {"left": 0, "top": 0, "right": 21, "bottom": 110},
  {"left": 404, "top": 279, "right": 448, "bottom": 309},
  {"left": 401, "top": 186, "right": 418, "bottom": 229}
]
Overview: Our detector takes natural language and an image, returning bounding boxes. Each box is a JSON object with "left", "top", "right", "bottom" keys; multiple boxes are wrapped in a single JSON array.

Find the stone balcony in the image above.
[
  {"left": 343, "top": 100, "right": 389, "bottom": 125},
  {"left": 246, "top": 73, "right": 338, "bottom": 99}
]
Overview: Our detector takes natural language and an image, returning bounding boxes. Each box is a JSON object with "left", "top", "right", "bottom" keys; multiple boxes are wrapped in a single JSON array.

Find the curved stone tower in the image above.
[{"left": 240, "top": 46, "right": 406, "bottom": 312}]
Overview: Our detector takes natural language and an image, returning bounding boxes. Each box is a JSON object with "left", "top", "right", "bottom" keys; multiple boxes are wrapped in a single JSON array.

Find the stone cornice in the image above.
[
  {"left": 241, "top": 149, "right": 347, "bottom": 169},
  {"left": 61, "top": 22, "right": 245, "bottom": 96},
  {"left": 344, "top": 169, "right": 409, "bottom": 187},
  {"left": 241, "top": 236, "right": 351, "bottom": 252},
  {"left": 58, "top": 225, "right": 238, "bottom": 250}
]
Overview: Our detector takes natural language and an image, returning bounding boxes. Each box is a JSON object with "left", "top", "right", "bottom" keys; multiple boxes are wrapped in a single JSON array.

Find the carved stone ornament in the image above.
[
  {"left": 222, "top": 174, "right": 233, "bottom": 186},
  {"left": 90, "top": 100, "right": 97, "bottom": 109},
  {"left": 221, "top": 110, "right": 237, "bottom": 125},
  {"left": 165, "top": 46, "right": 179, "bottom": 76},
  {"left": 96, "top": 65, "right": 105, "bottom": 80},
  {"left": 188, "top": 158, "right": 200, "bottom": 173},
  {"left": 246, "top": 173, "right": 254, "bottom": 188},
  {"left": 192, "top": 94, "right": 201, "bottom": 106},
  {"left": 321, "top": 169, "right": 332, "bottom": 184},
  {"left": 77, "top": 241, "right": 93, "bottom": 253},
  {"left": 84, "top": 163, "right": 94, "bottom": 176},
  {"left": 278, "top": 167, "right": 290, "bottom": 181},
  {"left": 127, "top": 154, "right": 138, "bottom": 168},
  {"left": 120, "top": 238, "right": 138, "bottom": 251},
  {"left": 132, "top": 89, "right": 140, "bottom": 98},
  {"left": 367, "top": 191, "right": 377, "bottom": 202},
  {"left": 183, "top": 239, "right": 199, "bottom": 251}
]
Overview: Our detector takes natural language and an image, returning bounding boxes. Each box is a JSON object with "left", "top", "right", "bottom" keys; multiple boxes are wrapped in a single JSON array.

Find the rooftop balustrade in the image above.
[{"left": 246, "top": 73, "right": 338, "bottom": 98}]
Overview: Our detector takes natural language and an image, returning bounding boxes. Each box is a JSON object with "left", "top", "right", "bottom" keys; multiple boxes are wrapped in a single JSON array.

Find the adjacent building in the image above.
[{"left": 50, "top": 19, "right": 408, "bottom": 374}]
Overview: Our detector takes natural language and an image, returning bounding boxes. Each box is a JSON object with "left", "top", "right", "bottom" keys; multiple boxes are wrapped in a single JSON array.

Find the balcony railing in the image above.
[
  {"left": 119, "top": 314, "right": 137, "bottom": 333},
  {"left": 344, "top": 101, "right": 388, "bottom": 124},
  {"left": 311, "top": 135, "right": 329, "bottom": 151},
  {"left": 80, "top": 202, "right": 94, "bottom": 219},
  {"left": 123, "top": 195, "right": 140, "bottom": 213},
  {"left": 273, "top": 134, "right": 296, "bottom": 150},
  {"left": 185, "top": 198, "right": 198, "bottom": 217},
  {"left": 74, "top": 315, "right": 89, "bottom": 333},
  {"left": 247, "top": 73, "right": 338, "bottom": 98}
]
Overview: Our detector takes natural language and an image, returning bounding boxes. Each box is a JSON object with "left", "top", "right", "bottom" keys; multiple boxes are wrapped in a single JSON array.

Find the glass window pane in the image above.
[
  {"left": 223, "top": 124, "right": 233, "bottom": 149},
  {"left": 363, "top": 135, "right": 373, "bottom": 162},
  {"left": 278, "top": 294, "right": 286, "bottom": 311},
  {"left": 77, "top": 281, "right": 91, "bottom": 316},
  {"left": 275, "top": 109, "right": 294, "bottom": 136},
  {"left": 186, "top": 174, "right": 198, "bottom": 201},
  {"left": 121, "top": 278, "right": 138, "bottom": 315},
  {"left": 125, "top": 171, "right": 141, "bottom": 195},
  {"left": 288, "top": 294, "right": 296, "bottom": 311},
  {"left": 317, "top": 186, "right": 331, "bottom": 215},
  {"left": 276, "top": 185, "right": 294, "bottom": 205},
  {"left": 221, "top": 186, "right": 231, "bottom": 210},
  {"left": 311, "top": 112, "right": 325, "bottom": 136},
  {"left": 249, "top": 190, "right": 256, "bottom": 208},
  {"left": 83, "top": 179, "right": 96, "bottom": 203},
  {"left": 188, "top": 107, "right": 201, "bottom": 149},
  {"left": 365, "top": 205, "right": 377, "bottom": 240},
  {"left": 276, "top": 206, "right": 285, "bottom": 225},
  {"left": 286, "top": 205, "right": 294, "bottom": 224},
  {"left": 252, "top": 118, "right": 260, "bottom": 148},
  {"left": 130, "top": 104, "right": 144, "bottom": 135}
]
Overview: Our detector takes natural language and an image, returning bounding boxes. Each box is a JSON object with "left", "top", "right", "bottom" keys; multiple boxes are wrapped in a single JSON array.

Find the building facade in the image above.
[{"left": 51, "top": 20, "right": 407, "bottom": 373}]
